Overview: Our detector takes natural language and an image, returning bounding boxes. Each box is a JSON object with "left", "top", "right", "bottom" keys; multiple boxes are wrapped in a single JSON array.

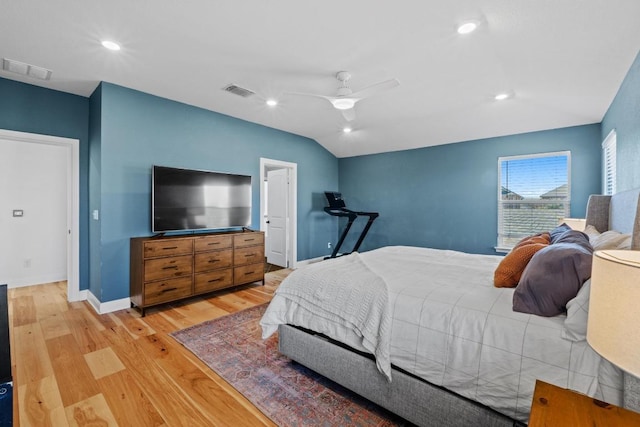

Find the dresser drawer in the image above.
[
  {"left": 234, "top": 233, "right": 264, "bottom": 248},
  {"left": 194, "top": 235, "right": 233, "bottom": 253},
  {"left": 194, "top": 269, "right": 233, "bottom": 294},
  {"left": 144, "top": 239, "right": 193, "bottom": 258},
  {"left": 194, "top": 250, "right": 232, "bottom": 272},
  {"left": 144, "top": 277, "right": 192, "bottom": 306},
  {"left": 234, "top": 246, "right": 264, "bottom": 266},
  {"left": 144, "top": 255, "right": 193, "bottom": 282},
  {"left": 234, "top": 264, "right": 263, "bottom": 285}
]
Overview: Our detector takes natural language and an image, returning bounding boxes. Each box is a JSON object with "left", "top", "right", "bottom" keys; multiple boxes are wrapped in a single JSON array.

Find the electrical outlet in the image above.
[{"left": 328, "top": 242, "right": 332, "bottom": 249}]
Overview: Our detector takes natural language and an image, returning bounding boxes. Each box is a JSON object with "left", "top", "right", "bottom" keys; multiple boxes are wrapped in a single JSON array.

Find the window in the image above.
[
  {"left": 602, "top": 130, "right": 616, "bottom": 195},
  {"left": 497, "top": 151, "right": 570, "bottom": 251}
]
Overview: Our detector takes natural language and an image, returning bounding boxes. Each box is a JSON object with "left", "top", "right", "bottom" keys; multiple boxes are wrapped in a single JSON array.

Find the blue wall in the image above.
[
  {"left": 338, "top": 124, "right": 602, "bottom": 255},
  {"left": 94, "top": 83, "right": 338, "bottom": 302},
  {"left": 0, "top": 78, "right": 90, "bottom": 291},
  {"left": 602, "top": 49, "right": 640, "bottom": 192}
]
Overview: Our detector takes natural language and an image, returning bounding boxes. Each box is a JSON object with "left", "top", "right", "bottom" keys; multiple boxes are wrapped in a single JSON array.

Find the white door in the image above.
[{"left": 266, "top": 168, "right": 288, "bottom": 267}]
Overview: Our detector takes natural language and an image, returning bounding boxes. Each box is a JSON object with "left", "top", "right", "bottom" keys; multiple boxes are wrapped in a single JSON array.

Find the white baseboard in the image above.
[
  {"left": 87, "top": 290, "right": 131, "bottom": 315},
  {"left": 3, "top": 274, "right": 67, "bottom": 289},
  {"left": 293, "top": 256, "right": 325, "bottom": 268}
]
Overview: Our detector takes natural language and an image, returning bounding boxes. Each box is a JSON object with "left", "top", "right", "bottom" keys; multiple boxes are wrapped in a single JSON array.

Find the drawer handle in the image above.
[
  {"left": 162, "top": 246, "right": 178, "bottom": 250},
  {"left": 208, "top": 242, "right": 220, "bottom": 246},
  {"left": 244, "top": 254, "right": 256, "bottom": 257},
  {"left": 162, "top": 266, "right": 179, "bottom": 270},
  {"left": 208, "top": 278, "right": 222, "bottom": 283},
  {"left": 208, "top": 259, "right": 220, "bottom": 263},
  {"left": 244, "top": 271, "right": 255, "bottom": 275},
  {"left": 243, "top": 238, "right": 255, "bottom": 242},
  {"left": 160, "top": 287, "right": 178, "bottom": 293}
]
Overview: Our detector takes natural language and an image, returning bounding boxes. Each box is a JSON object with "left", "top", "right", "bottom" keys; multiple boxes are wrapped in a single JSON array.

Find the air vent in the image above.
[
  {"left": 2, "top": 58, "right": 52, "bottom": 80},
  {"left": 222, "top": 84, "right": 255, "bottom": 98}
]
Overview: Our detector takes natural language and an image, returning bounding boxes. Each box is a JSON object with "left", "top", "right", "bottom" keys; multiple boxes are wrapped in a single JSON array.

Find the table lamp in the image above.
[{"left": 587, "top": 250, "right": 640, "bottom": 412}]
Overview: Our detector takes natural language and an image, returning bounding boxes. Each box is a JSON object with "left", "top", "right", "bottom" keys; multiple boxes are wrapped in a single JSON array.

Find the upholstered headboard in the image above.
[{"left": 585, "top": 187, "right": 640, "bottom": 250}]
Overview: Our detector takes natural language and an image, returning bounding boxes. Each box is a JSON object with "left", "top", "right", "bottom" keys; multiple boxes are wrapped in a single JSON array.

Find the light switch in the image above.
[
  {"left": 12, "top": 210, "right": 23, "bottom": 217},
  {"left": 92, "top": 210, "right": 99, "bottom": 220}
]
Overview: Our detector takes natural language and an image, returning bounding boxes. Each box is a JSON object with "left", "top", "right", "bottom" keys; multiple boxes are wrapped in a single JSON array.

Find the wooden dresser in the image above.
[{"left": 130, "top": 230, "right": 264, "bottom": 316}]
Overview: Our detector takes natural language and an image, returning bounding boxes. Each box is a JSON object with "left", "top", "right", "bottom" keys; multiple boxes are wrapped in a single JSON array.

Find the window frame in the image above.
[
  {"left": 496, "top": 151, "right": 571, "bottom": 253},
  {"left": 602, "top": 129, "right": 616, "bottom": 196}
]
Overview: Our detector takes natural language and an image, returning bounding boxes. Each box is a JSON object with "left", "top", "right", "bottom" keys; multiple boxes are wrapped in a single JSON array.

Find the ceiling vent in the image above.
[
  {"left": 2, "top": 58, "right": 52, "bottom": 80},
  {"left": 222, "top": 84, "right": 255, "bottom": 98}
]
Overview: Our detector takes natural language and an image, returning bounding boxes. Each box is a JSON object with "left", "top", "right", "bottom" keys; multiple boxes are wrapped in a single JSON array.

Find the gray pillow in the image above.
[{"left": 513, "top": 230, "right": 593, "bottom": 317}]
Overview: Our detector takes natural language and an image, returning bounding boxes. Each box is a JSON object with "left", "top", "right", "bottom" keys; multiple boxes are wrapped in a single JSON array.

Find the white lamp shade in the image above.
[{"left": 587, "top": 250, "right": 640, "bottom": 377}]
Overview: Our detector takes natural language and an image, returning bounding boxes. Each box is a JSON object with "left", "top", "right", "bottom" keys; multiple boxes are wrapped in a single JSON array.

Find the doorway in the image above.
[
  {"left": 259, "top": 158, "right": 297, "bottom": 269},
  {"left": 0, "top": 129, "right": 81, "bottom": 301}
]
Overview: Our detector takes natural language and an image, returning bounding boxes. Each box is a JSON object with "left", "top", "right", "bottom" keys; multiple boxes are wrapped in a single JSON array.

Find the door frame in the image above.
[
  {"left": 259, "top": 158, "right": 297, "bottom": 269},
  {"left": 0, "top": 129, "right": 81, "bottom": 301}
]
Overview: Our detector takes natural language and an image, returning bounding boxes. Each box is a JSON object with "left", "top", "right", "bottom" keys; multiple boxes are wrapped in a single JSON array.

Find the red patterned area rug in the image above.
[{"left": 170, "top": 303, "right": 410, "bottom": 426}]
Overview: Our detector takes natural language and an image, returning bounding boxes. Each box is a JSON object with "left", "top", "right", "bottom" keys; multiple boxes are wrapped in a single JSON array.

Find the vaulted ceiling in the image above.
[{"left": 2, "top": 1, "right": 639, "bottom": 158}]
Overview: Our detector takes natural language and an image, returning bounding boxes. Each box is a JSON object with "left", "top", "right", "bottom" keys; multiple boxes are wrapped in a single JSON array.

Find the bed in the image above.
[{"left": 260, "top": 188, "right": 640, "bottom": 426}]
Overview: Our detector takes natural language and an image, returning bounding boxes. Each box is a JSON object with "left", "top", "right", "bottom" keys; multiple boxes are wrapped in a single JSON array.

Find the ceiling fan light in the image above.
[
  {"left": 457, "top": 21, "right": 478, "bottom": 35},
  {"left": 331, "top": 98, "right": 355, "bottom": 110},
  {"left": 266, "top": 99, "right": 278, "bottom": 107},
  {"left": 495, "top": 93, "right": 510, "bottom": 101},
  {"left": 343, "top": 127, "right": 352, "bottom": 133}
]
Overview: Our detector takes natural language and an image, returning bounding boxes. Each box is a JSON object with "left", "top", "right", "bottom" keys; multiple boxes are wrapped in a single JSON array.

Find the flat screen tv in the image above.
[{"left": 152, "top": 165, "right": 252, "bottom": 233}]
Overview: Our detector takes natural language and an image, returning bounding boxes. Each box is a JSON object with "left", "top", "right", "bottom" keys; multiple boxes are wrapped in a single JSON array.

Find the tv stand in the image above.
[{"left": 130, "top": 229, "right": 264, "bottom": 316}]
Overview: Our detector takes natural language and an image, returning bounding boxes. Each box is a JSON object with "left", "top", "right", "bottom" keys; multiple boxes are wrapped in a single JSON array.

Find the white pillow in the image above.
[
  {"left": 562, "top": 279, "right": 591, "bottom": 341},
  {"left": 583, "top": 225, "right": 632, "bottom": 250}
]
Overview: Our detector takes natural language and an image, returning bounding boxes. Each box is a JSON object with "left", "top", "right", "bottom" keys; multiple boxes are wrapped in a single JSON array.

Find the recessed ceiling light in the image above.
[
  {"left": 495, "top": 93, "right": 510, "bottom": 101},
  {"left": 457, "top": 21, "right": 478, "bottom": 35},
  {"left": 266, "top": 99, "right": 278, "bottom": 107},
  {"left": 101, "top": 40, "right": 121, "bottom": 51},
  {"left": 343, "top": 127, "right": 352, "bottom": 133}
]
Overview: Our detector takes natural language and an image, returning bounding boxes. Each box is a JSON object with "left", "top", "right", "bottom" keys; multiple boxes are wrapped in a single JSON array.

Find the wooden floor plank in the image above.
[
  {"left": 101, "top": 325, "right": 215, "bottom": 427},
  {"left": 17, "top": 375, "right": 65, "bottom": 427},
  {"left": 9, "top": 269, "right": 291, "bottom": 426},
  {"left": 97, "top": 370, "right": 166, "bottom": 426},
  {"left": 138, "top": 332, "right": 274, "bottom": 427},
  {"left": 62, "top": 307, "right": 111, "bottom": 355},
  {"left": 11, "top": 295, "right": 37, "bottom": 327},
  {"left": 64, "top": 393, "right": 118, "bottom": 427},
  {"left": 45, "top": 334, "right": 101, "bottom": 407},
  {"left": 13, "top": 322, "right": 54, "bottom": 386}
]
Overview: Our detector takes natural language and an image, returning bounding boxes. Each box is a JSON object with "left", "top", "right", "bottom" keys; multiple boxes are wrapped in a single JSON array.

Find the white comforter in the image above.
[{"left": 260, "top": 246, "right": 623, "bottom": 422}]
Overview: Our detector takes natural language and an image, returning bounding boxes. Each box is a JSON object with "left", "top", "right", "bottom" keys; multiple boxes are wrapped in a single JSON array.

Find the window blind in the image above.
[
  {"left": 602, "top": 130, "right": 616, "bottom": 196},
  {"left": 497, "top": 151, "right": 570, "bottom": 250}
]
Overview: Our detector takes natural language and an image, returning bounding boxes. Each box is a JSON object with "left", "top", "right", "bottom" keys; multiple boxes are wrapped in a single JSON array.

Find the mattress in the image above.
[{"left": 261, "top": 246, "right": 623, "bottom": 422}]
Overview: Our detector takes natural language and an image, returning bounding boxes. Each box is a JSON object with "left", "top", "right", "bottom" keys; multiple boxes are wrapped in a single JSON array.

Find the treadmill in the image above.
[{"left": 324, "top": 192, "right": 379, "bottom": 259}]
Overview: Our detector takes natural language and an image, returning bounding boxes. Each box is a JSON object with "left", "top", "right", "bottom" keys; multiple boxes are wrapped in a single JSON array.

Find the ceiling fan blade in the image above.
[
  {"left": 350, "top": 78, "right": 400, "bottom": 100},
  {"left": 341, "top": 108, "right": 356, "bottom": 122},
  {"left": 285, "top": 91, "right": 333, "bottom": 102}
]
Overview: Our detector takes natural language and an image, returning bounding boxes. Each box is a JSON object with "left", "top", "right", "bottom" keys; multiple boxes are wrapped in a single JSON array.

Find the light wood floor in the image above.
[{"left": 8, "top": 268, "right": 292, "bottom": 426}]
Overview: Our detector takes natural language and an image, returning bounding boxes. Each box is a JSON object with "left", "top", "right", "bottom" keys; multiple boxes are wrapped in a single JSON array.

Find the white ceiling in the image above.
[{"left": 2, "top": 1, "right": 640, "bottom": 158}]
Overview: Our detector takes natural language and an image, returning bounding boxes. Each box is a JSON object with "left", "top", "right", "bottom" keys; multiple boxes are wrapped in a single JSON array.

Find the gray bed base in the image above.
[
  {"left": 279, "top": 324, "right": 523, "bottom": 426},
  {"left": 278, "top": 188, "right": 640, "bottom": 426}
]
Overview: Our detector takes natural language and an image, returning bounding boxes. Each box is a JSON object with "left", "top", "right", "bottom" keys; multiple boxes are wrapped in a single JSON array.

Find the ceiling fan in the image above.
[{"left": 290, "top": 71, "right": 400, "bottom": 121}]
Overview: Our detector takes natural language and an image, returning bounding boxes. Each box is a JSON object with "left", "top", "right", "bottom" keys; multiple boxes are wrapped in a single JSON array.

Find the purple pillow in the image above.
[
  {"left": 550, "top": 223, "right": 572, "bottom": 243},
  {"left": 513, "top": 230, "right": 593, "bottom": 317}
]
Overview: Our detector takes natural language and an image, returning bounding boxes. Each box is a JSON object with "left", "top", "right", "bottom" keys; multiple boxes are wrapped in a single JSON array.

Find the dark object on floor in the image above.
[{"left": 0, "top": 284, "right": 13, "bottom": 426}]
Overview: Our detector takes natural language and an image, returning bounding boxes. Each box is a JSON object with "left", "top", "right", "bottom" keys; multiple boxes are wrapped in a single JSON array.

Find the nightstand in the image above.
[{"left": 529, "top": 380, "right": 640, "bottom": 426}]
